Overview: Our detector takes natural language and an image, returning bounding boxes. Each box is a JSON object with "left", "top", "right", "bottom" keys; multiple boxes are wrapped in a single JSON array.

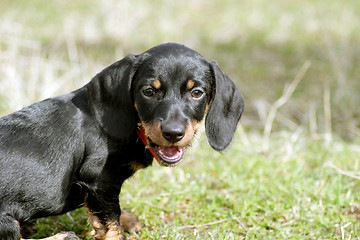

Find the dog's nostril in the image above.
[
  {"left": 163, "top": 132, "right": 184, "bottom": 143},
  {"left": 162, "top": 125, "right": 185, "bottom": 143}
]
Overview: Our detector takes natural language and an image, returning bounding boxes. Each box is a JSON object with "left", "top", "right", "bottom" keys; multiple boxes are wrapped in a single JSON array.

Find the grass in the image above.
[{"left": 1, "top": 0, "right": 360, "bottom": 239}]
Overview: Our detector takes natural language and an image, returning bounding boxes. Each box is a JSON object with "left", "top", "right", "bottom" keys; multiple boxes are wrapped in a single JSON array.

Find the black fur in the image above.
[
  {"left": 0, "top": 43, "right": 244, "bottom": 239},
  {"left": 206, "top": 60, "right": 244, "bottom": 151}
]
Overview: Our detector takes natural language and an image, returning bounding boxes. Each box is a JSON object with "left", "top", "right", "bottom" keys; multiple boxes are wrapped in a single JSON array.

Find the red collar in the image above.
[{"left": 136, "top": 126, "right": 161, "bottom": 165}]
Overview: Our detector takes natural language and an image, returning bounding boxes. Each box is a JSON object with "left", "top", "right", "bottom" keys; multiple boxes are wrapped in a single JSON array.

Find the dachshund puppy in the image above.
[{"left": 0, "top": 43, "right": 244, "bottom": 240}]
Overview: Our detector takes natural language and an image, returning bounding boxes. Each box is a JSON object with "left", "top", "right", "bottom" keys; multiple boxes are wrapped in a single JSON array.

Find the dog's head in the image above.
[{"left": 87, "top": 43, "right": 244, "bottom": 166}]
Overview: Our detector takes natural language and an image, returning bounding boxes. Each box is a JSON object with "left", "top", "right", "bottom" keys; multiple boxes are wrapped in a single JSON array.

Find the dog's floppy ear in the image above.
[
  {"left": 205, "top": 61, "right": 244, "bottom": 151},
  {"left": 86, "top": 54, "right": 145, "bottom": 140}
]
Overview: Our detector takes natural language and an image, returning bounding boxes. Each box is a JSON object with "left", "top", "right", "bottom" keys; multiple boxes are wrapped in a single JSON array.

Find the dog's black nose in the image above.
[{"left": 162, "top": 123, "right": 185, "bottom": 143}]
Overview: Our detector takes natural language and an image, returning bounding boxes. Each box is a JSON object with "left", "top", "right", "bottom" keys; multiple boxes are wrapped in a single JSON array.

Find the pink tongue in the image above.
[{"left": 158, "top": 146, "right": 184, "bottom": 161}]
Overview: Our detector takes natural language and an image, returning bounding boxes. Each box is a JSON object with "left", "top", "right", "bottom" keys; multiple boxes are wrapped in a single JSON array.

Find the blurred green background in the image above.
[
  {"left": 1, "top": 0, "right": 360, "bottom": 239},
  {"left": 1, "top": 0, "right": 359, "bottom": 139}
]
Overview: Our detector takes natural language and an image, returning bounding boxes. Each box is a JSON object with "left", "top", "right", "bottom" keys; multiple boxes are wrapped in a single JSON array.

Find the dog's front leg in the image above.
[
  {"left": 88, "top": 215, "right": 125, "bottom": 240},
  {"left": 86, "top": 192, "right": 127, "bottom": 240}
]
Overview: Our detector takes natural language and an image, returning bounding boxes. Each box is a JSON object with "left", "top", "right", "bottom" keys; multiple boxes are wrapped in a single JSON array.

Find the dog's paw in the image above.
[
  {"left": 120, "top": 210, "right": 143, "bottom": 235},
  {"left": 25, "top": 231, "right": 80, "bottom": 240},
  {"left": 56, "top": 232, "right": 80, "bottom": 240}
]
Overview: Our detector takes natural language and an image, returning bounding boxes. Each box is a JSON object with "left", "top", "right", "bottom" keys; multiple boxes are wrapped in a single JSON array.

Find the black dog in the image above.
[{"left": 0, "top": 43, "right": 244, "bottom": 240}]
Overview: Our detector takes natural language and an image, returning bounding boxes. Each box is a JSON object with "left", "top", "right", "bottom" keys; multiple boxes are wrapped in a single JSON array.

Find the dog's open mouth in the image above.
[
  {"left": 137, "top": 126, "right": 185, "bottom": 167},
  {"left": 153, "top": 145, "right": 185, "bottom": 166}
]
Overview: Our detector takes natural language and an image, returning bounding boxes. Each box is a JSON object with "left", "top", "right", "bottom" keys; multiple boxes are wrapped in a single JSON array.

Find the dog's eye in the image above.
[
  {"left": 143, "top": 88, "right": 155, "bottom": 97},
  {"left": 191, "top": 89, "right": 204, "bottom": 99}
]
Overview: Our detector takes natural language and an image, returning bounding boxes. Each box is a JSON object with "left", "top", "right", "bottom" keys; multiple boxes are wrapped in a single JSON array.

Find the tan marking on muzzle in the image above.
[
  {"left": 141, "top": 121, "right": 167, "bottom": 146},
  {"left": 141, "top": 120, "right": 197, "bottom": 147}
]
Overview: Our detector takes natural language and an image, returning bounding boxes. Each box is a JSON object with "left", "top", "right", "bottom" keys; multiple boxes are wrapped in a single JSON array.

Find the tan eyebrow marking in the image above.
[
  {"left": 187, "top": 80, "right": 195, "bottom": 89},
  {"left": 152, "top": 79, "right": 161, "bottom": 89}
]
